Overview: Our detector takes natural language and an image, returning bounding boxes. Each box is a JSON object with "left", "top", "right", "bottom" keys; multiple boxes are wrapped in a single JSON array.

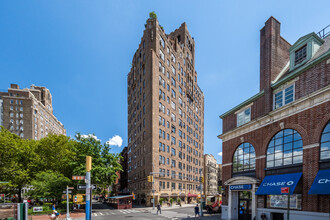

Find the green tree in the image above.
[
  {"left": 71, "top": 134, "right": 122, "bottom": 193},
  {"left": 28, "top": 171, "right": 71, "bottom": 200},
  {"left": 0, "top": 127, "right": 38, "bottom": 202},
  {"left": 149, "top": 11, "right": 157, "bottom": 19}
]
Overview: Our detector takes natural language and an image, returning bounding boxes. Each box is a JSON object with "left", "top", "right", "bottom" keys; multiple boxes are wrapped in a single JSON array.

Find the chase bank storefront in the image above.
[{"left": 223, "top": 170, "right": 330, "bottom": 220}]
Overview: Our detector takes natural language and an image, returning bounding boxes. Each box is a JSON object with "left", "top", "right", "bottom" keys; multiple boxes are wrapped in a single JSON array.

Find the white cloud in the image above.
[
  {"left": 81, "top": 134, "right": 100, "bottom": 142},
  {"left": 107, "top": 135, "right": 123, "bottom": 147},
  {"left": 218, "top": 152, "right": 223, "bottom": 157}
]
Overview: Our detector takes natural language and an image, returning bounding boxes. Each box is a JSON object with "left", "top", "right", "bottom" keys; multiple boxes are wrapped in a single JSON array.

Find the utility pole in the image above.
[
  {"left": 66, "top": 186, "right": 72, "bottom": 220},
  {"left": 86, "top": 156, "right": 92, "bottom": 220},
  {"left": 152, "top": 163, "right": 155, "bottom": 210},
  {"left": 287, "top": 187, "right": 290, "bottom": 220}
]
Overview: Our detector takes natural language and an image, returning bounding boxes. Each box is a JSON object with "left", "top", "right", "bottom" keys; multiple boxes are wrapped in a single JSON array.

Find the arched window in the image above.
[
  {"left": 320, "top": 121, "right": 330, "bottom": 160},
  {"left": 266, "top": 129, "right": 303, "bottom": 168},
  {"left": 233, "top": 143, "right": 255, "bottom": 173}
]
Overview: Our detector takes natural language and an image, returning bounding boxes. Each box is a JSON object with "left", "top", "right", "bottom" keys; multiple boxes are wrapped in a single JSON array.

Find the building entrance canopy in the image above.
[
  {"left": 308, "top": 169, "right": 330, "bottom": 195},
  {"left": 256, "top": 172, "right": 302, "bottom": 195}
]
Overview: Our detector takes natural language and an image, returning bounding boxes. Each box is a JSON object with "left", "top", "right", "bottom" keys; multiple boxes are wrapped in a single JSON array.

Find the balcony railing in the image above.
[{"left": 317, "top": 25, "right": 330, "bottom": 39}]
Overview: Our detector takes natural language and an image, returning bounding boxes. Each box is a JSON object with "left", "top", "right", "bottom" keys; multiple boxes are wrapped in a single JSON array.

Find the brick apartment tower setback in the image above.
[
  {"left": 0, "top": 84, "right": 66, "bottom": 139},
  {"left": 127, "top": 17, "right": 204, "bottom": 206}
]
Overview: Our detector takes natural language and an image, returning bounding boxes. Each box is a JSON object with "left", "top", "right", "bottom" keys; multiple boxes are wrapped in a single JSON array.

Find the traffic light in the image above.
[
  {"left": 147, "top": 175, "right": 154, "bottom": 182},
  {"left": 200, "top": 176, "right": 204, "bottom": 183}
]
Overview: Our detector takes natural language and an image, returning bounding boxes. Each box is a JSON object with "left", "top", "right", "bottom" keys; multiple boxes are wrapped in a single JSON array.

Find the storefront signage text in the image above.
[{"left": 229, "top": 184, "right": 252, "bottom": 190}]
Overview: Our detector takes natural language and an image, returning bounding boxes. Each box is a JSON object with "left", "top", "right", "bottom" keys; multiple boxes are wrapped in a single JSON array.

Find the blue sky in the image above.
[{"left": 1, "top": 0, "right": 329, "bottom": 163}]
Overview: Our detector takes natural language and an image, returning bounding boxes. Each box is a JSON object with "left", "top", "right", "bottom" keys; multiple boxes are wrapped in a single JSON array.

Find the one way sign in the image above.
[{"left": 77, "top": 184, "right": 97, "bottom": 190}]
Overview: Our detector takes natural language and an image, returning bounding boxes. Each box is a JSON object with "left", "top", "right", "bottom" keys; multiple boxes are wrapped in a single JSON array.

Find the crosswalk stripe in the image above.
[{"left": 99, "top": 212, "right": 103, "bottom": 215}]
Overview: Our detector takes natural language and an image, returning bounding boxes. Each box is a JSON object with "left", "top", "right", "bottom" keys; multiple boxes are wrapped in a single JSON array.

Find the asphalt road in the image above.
[{"left": 91, "top": 201, "right": 221, "bottom": 220}]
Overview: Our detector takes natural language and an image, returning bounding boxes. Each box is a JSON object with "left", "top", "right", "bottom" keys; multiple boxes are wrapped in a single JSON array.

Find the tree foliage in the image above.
[
  {"left": 27, "top": 171, "right": 71, "bottom": 200},
  {"left": 0, "top": 127, "right": 122, "bottom": 202},
  {"left": 149, "top": 11, "right": 157, "bottom": 19}
]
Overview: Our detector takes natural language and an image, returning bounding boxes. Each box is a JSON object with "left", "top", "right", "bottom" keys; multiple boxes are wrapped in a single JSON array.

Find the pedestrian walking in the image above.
[
  {"left": 157, "top": 203, "right": 161, "bottom": 214},
  {"left": 194, "top": 204, "right": 200, "bottom": 218}
]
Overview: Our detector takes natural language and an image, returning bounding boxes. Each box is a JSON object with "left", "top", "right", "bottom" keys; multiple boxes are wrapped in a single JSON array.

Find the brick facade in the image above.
[
  {"left": 127, "top": 17, "right": 204, "bottom": 206},
  {"left": 219, "top": 17, "right": 330, "bottom": 219}
]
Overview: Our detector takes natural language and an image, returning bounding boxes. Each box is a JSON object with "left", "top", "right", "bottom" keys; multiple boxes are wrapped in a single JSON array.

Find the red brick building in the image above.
[{"left": 218, "top": 17, "right": 330, "bottom": 220}]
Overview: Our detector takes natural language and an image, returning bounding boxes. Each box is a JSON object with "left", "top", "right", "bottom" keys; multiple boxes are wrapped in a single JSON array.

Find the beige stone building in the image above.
[
  {"left": 0, "top": 84, "right": 66, "bottom": 139},
  {"left": 127, "top": 17, "right": 204, "bottom": 206},
  {"left": 203, "top": 154, "right": 218, "bottom": 196},
  {"left": 217, "top": 164, "right": 222, "bottom": 194}
]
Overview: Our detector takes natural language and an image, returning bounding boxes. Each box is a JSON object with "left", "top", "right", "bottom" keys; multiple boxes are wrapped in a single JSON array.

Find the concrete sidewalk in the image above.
[{"left": 29, "top": 212, "right": 85, "bottom": 220}]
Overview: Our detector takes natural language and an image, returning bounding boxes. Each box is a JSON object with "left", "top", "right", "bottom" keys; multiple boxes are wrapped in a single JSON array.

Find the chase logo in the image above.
[
  {"left": 263, "top": 181, "right": 294, "bottom": 187},
  {"left": 318, "top": 179, "right": 330, "bottom": 184}
]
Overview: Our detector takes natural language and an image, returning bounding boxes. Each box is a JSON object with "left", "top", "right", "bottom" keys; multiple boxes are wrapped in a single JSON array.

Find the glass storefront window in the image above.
[{"left": 267, "top": 194, "right": 302, "bottom": 209}]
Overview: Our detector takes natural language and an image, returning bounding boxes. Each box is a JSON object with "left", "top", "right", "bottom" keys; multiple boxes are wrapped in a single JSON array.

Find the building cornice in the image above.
[
  {"left": 219, "top": 85, "right": 330, "bottom": 142},
  {"left": 219, "top": 90, "right": 264, "bottom": 119}
]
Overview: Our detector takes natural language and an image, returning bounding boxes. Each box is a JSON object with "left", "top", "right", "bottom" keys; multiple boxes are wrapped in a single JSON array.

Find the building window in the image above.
[
  {"left": 10, "top": 100, "right": 13, "bottom": 104},
  {"left": 266, "top": 129, "right": 303, "bottom": 168},
  {"left": 160, "top": 50, "right": 165, "bottom": 61},
  {"left": 237, "top": 107, "right": 251, "bottom": 127},
  {"left": 232, "top": 143, "right": 255, "bottom": 173},
  {"left": 267, "top": 194, "right": 302, "bottom": 209},
  {"left": 320, "top": 121, "right": 330, "bottom": 160},
  {"left": 274, "top": 84, "right": 295, "bottom": 109},
  {"left": 160, "top": 35, "right": 165, "bottom": 48},
  {"left": 294, "top": 45, "right": 307, "bottom": 65}
]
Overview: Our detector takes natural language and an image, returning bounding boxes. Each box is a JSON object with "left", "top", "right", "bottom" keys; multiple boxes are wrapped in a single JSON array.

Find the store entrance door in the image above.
[{"left": 238, "top": 191, "right": 251, "bottom": 220}]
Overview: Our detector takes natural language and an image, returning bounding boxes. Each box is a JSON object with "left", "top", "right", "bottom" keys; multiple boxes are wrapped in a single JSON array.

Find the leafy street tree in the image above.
[
  {"left": 27, "top": 171, "right": 71, "bottom": 200},
  {"left": 0, "top": 127, "right": 38, "bottom": 202},
  {"left": 0, "top": 126, "right": 122, "bottom": 202},
  {"left": 71, "top": 134, "right": 122, "bottom": 192}
]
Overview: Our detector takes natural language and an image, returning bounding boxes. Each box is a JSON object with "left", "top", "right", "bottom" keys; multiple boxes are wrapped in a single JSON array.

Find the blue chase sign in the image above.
[
  {"left": 229, "top": 184, "right": 252, "bottom": 190},
  {"left": 308, "top": 169, "right": 330, "bottom": 195}
]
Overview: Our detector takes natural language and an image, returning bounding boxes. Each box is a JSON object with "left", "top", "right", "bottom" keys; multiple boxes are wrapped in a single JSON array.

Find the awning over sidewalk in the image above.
[
  {"left": 256, "top": 172, "right": 302, "bottom": 195},
  {"left": 308, "top": 169, "right": 330, "bottom": 195},
  {"left": 187, "top": 193, "right": 198, "bottom": 197}
]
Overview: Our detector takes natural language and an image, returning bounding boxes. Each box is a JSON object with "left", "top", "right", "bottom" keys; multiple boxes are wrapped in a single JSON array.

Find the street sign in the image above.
[
  {"left": 72, "top": 176, "right": 85, "bottom": 180},
  {"left": 63, "top": 191, "right": 72, "bottom": 193},
  {"left": 151, "top": 199, "right": 154, "bottom": 204},
  {"left": 281, "top": 187, "right": 289, "bottom": 194},
  {"left": 33, "top": 207, "right": 43, "bottom": 212},
  {"left": 68, "top": 187, "right": 74, "bottom": 190},
  {"left": 77, "top": 184, "right": 97, "bottom": 190}
]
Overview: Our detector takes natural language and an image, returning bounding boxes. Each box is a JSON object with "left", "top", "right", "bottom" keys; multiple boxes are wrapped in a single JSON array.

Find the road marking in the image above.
[
  {"left": 99, "top": 212, "right": 103, "bottom": 215},
  {"left": 93, "top": 213, "right": 98, "bottom": 216}
]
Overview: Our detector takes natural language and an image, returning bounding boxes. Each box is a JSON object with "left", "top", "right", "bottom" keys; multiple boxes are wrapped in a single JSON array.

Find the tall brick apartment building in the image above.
[
  {"left": 127, "top": 16, "right": 204, "bottom": 206},
  {"left": 218, "top": 17, "right": 329, "bottom": 220},
  {"left": 0, "top": 84, "right": 66, "bottom": 139}
]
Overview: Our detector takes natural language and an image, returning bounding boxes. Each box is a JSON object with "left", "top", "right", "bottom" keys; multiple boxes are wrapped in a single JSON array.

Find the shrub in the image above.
[{"left": 149, "top": 11, "right": 157, "bottom": 20}]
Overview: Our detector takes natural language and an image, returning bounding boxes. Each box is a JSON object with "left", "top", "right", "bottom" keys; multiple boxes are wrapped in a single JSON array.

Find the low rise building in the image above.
[
  {"left": 204, "top": 154, "right": 218, "bottom": 196},
  {"left": 218, "top": 17, "right": 330, "bottom": 220}
]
